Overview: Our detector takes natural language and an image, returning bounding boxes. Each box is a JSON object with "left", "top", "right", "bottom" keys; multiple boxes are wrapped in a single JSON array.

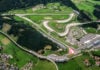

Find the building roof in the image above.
[
  {"left": 47, "top": 54, "right": 69, "bottom": 62},
  {"left": 79, "top": 34, "right": 100, "bottom": 49}
]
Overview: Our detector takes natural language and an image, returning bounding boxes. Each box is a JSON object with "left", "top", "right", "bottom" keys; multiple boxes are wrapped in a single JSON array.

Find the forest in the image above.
[{"left": 0, "top": 0, "right": 78, "bottom": 12}]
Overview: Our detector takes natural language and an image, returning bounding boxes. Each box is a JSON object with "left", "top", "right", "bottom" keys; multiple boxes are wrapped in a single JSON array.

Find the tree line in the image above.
[{"left": 0, "top": 0, "right": 79, "bottom": 12}]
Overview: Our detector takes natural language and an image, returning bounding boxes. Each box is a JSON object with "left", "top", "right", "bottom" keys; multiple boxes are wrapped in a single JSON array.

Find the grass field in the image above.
[
  {"left": 26, "top": 15, "right": 69, "bottom": 23},
  {"left": 34, "top": 60, "right": 56, "bottom": 70},
  {"left": 26, "top": 15, "right": 70, "bottom": 33},
  {"left": 84, "top": 27, "right": 100, "bottom": 34},
  {"left": 48, "top": 21, "right": 67, "bottom": 32},
  {"left": 1, "top": 1, "right": 100, "bottom": 70},
  {"left": 72, "top": 0, "right": 97, "bottom": 20},
  {"left": 0, "top": 34, "right": 38, "bottom": 68},
  {"left": 88, "top": 0, "right": 100, "bottom": 5},
  {"left": 34, "top": 8, "right": 72, "bottom": 14},
  {"left": 57, "top": 53, "right": 100, "bottom": 70},
  {"left": 0, "top": 33, "right": 56, "bottom": 70},
  {"left": 33, "top": 2, "right": 73, "bottom": 14},
  {"left": 85, "top": 27, "right": 97, "bottom": 33},
  {"left": 4, "top": 7, "right": 72, "bottom": 14}
]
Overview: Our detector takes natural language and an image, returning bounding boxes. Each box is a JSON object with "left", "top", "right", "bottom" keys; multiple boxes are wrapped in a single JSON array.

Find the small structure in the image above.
[
  {"left": 68, "top": 48, "right": 75, "bottom": 54},
  {"left": 94, "top": 56, "right": 100, "bottom": 61},
  {"left": 32, "top": 4, "right": 45, "bottom": 11},
  {"left": 0, "top": 54, "right": 19, "bottom": 70},
  {"left": 84, "top": 59, "right": 91, "bottom": 67},
  {"left": 47, "top": 54, "right": 69, "bottom": 62},
  {"left": 94, "top": 56, "right": 100, "bottom": 67},
  {"left": 1, "top": 53, "right": 11, "bottom": 62},
  {"left": 95, "top": 61, "right": 100, "bottom": 66}
]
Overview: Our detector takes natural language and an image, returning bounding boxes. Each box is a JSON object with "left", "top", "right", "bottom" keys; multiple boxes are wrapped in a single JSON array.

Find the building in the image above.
[
  {"left": 0, "top": 53, "right": 19, "bottom": 70},
  {"left": 78, "top": 34, "right": 100, "bottom": 49},
  {"left": 47, "top": 54, "right": 69, "bottom": 62},
  {"left": 84, "top": 59, "right": 91, "bottom": 66}
]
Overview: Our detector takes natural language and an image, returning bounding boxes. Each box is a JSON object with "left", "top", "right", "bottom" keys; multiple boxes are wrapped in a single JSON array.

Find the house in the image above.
[
  {"left": 94, "top": 56, "right": 100, "bottom": 61},
  {"left": 94, "top": 56, "right": 100, "bottom": 67},
  {"left": 84, "top": 59, "right": 91, "bottom": 66},
  {"left": 95, "top": 61, "right": 100, "bottom": 66}
]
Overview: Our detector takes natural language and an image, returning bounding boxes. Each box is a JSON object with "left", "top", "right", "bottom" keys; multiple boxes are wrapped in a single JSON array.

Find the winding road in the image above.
[
  {"left": 42, "top": 13, "right": 74, "bottom": 32},
  {"left": 43, "top": 20, "right": 54, "bottom": 32},
  {"left": 15, "top": 14, "right": 67, "bottom": 49},
  {"left": 0, "top": 31, "right": 58, "bottom": 70},
  {"left": 41, "top": 13, "right": 91, "bottom": 37},
  {"left": 1, "top": 13, "right": 99, "bottom": 70},
  {"left": 42, "top": 14, "right": 100, "bottom": 37},
  {"left": 56, "top": 13, "right": 74, "bottom": 23},
  {"left": 57, "top": 22, "right": 91, "bottom": 36}
]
